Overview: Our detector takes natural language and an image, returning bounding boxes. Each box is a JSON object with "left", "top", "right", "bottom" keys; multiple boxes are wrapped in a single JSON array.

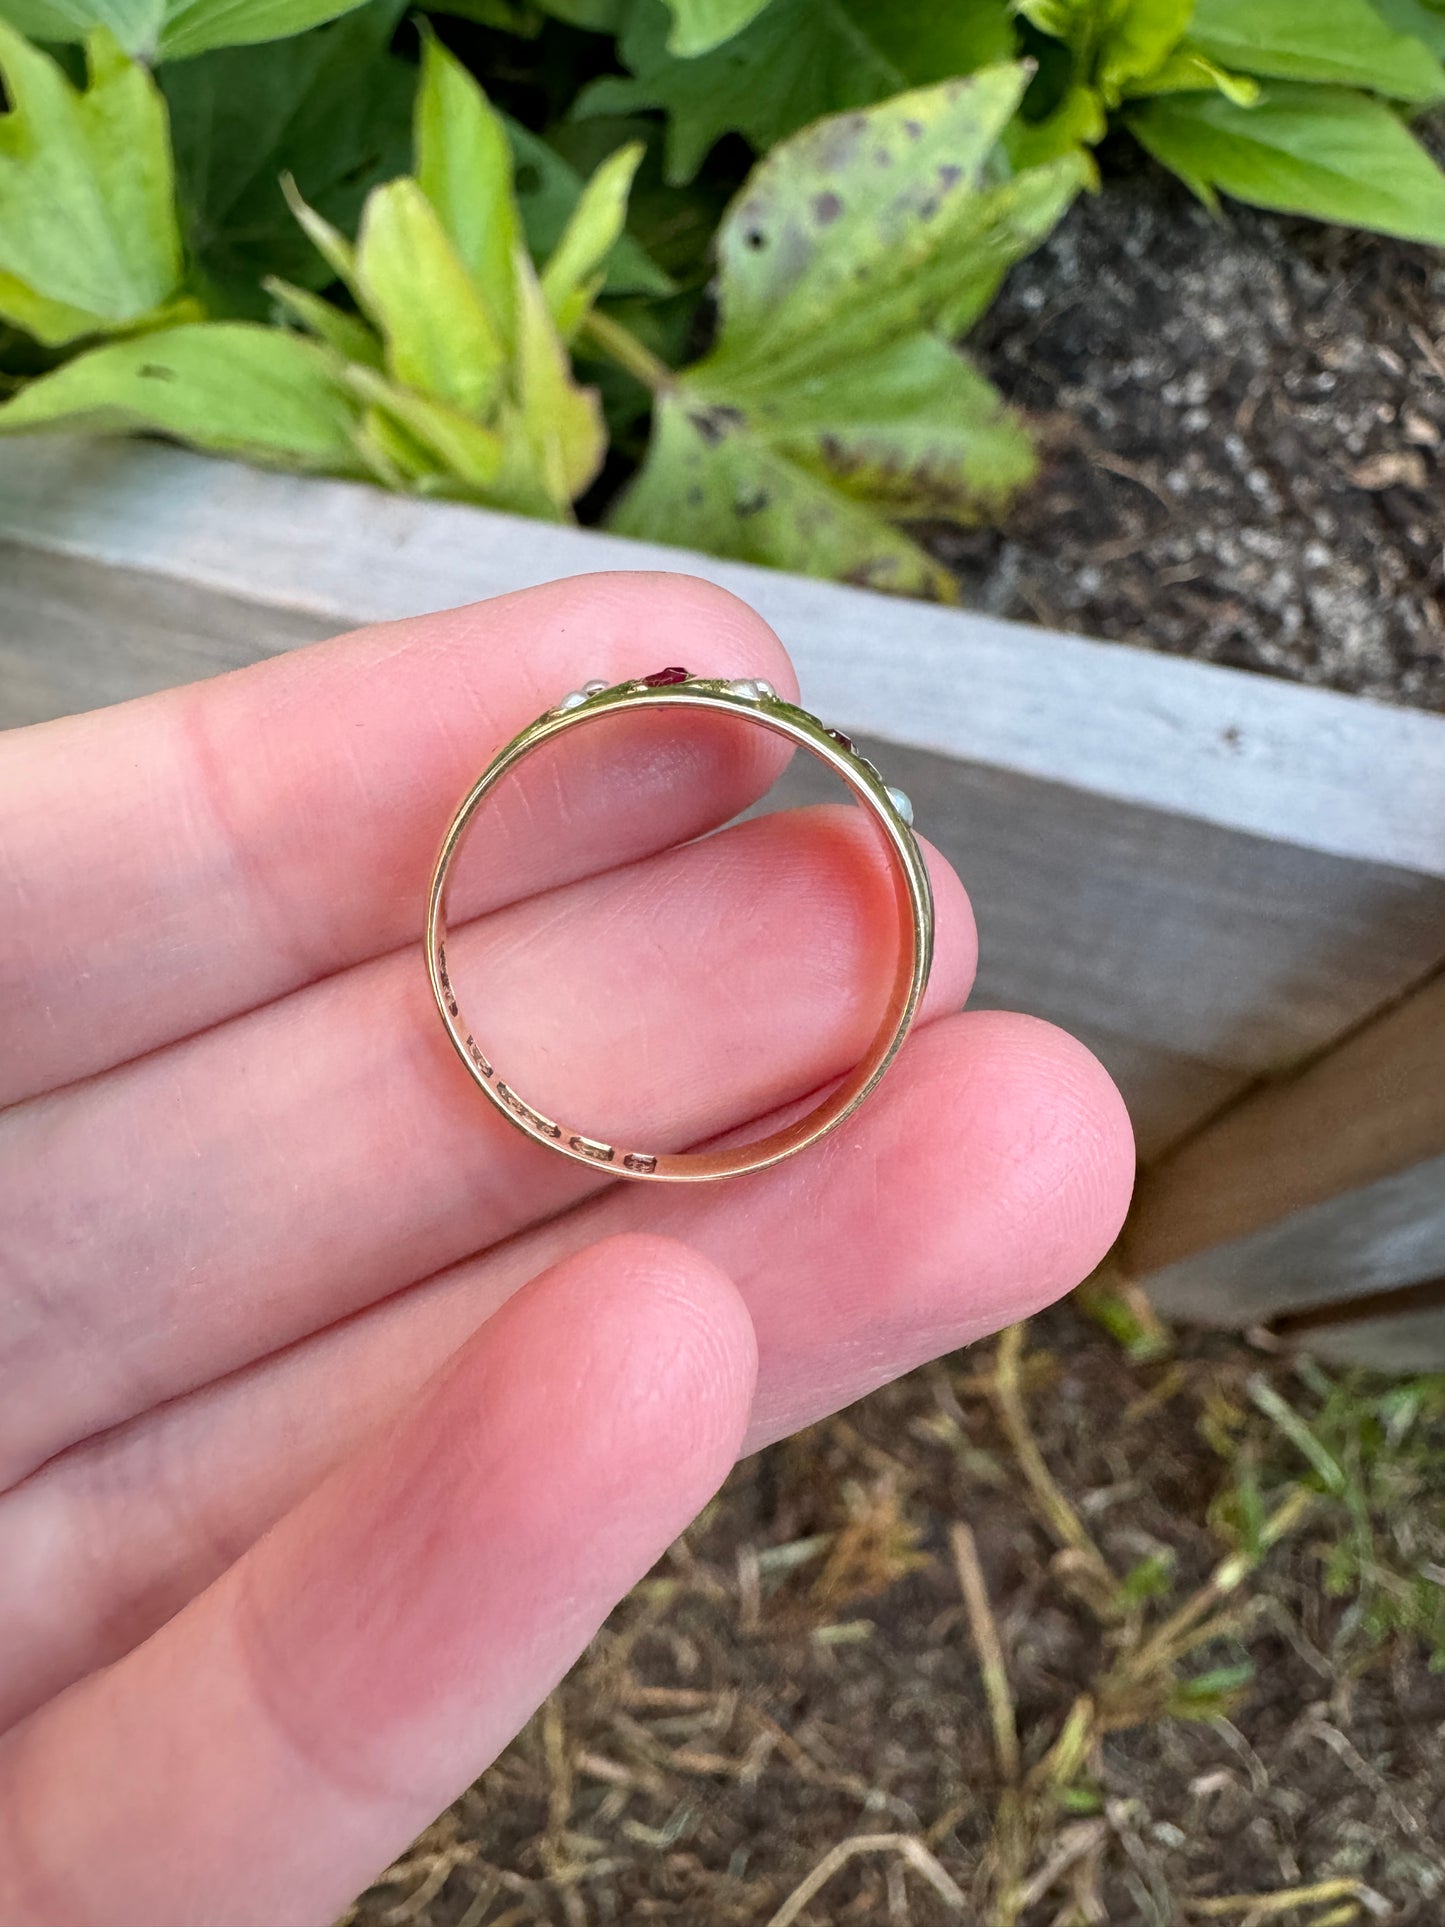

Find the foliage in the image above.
[
  {"left": 577, "top": 0, "right": 1016, "bottom": 186},
  {"left": 584, "top": 0, "right": 1445, "bottom": 242},
  {"left": 0, "top": 0, "right": 1440, "bottom": 589},
  {"left": 0, "top": 21, "right": 186, "bottom": 343},
  {"left": 603, "top": 66, "right": 1084, "bottom": 592},
  {"left": 0, "top": 0, "right": 376, "bottom": 61},
  {"left": 160, "top": 3, "right": 415, "bottom": 313},
  {"left": 1225, "top": 1362, "right": 1445, "bottom": 1666},
  {"left": 942, "top": 1313, "right": 1445, "bottom": 1917}
]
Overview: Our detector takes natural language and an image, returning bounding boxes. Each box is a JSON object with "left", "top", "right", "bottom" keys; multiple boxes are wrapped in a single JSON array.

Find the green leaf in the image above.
[
  {"left": 1013, "top": 0, "right": 1080, "bottom": 33},
  {"left": 703, "top": 66, "right": 1079, "bottom": 375},
  {"left": 0, "top": 24, "right": 182, "bottom": 345},
  {"left": 341, "top": 358, "right": 507, "bottom": 489},
  {"left": 162, "top": 1, "right": 413, "bottom": 315},
  {"left": 506, "top": 116, "right": 674, "bottom": 296},
  {"left": 608, "top": 70, "right": 1082, "bottom": 590},
  {"left": 533, "top": 0, "right": 621, "bottom": 24},
  {"left": 415, "top": 32, "right": 518, "bottom": 339},
  {"left": 1128, "top": 81, "right": 1445, "bottom": 242},
  {"left": 1372, "top": 0, "right": 1445, "bottom": 61},
  {"left": 0, "top": 319, "right": 366, "bottom": 471},
  {"left": 659, "top": 0, "right": 771, "bottom": 55},
  {"left": 422, "top": 0, "right": 541, "bottom": 28},
  {"left": 1124, "top": 45, "right": 1259, "bottom": 104},
  {"left": 355, "top": 176, "right": 507, "bottom": 414},
  {"left": 1003, "top": 83, "right": 1108, "bottom": 167},
  {"left": 1016, "top": 0, "right": 1194, "bottom": 95},
  {"left": 579, "top": 0, "right": 1016, "bottom": 183},
  {"left": 1114, "top": 1551, "right": 1176, "bottom": 1608},
  {"left": 281, "top": 172, "right": 360, "bottom": 291},
  {"left": 541, "top": 139, "right": 644, "bottom": 336},
  {"left": 1248, "top": 1375, "right": 1349, "bottom": 1495},
  {"left": 0, "top": 0, "right": 157, "bottom": 46},
  {"left": 1096, "top": 0, "right": 1194, "bottom": 99},
  {"left": 508, "top": 243, "right": 605, "bottom": 511},
  {"left": 264, "top": 275, "right": 383, "bottom": 364},
  {"left": 0, "top": 0, "right": 375, "bottom": 60},
  {"left": 266, "top": 38, "right": 607, "bottom": 517},
  {"left": 1189, "top": 0, "right": 1445, "bottom": 100},
  {"left": 1168, "top": 1660, "right": 1255, "bottom": 1716},
  {"left": 613, "top": 394, "right": 962, "bottom": 594}
]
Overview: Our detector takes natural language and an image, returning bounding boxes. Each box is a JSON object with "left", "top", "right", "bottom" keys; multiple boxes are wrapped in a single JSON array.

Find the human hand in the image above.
[{"left": 0, "top": 573, "right": 1133, "bottom": 1925}]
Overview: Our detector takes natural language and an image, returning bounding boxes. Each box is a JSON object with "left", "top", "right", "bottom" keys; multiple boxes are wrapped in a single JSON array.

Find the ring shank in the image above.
[{"left": 426, "top": 682, "right": 934, "bottom": 1182}]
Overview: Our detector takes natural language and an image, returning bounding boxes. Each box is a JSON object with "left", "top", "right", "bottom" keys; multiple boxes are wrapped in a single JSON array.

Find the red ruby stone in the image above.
[
  {"left": 827, "top": 728, "right": 855, "bottom": 751},
  {"left": 642, "top": 666, "right": 690, "bottom": 686}
]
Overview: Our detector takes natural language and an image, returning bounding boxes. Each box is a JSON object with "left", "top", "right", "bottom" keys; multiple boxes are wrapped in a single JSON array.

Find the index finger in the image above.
[{"left": 0, "top": 573, "right": 795, "bottom": 1105}]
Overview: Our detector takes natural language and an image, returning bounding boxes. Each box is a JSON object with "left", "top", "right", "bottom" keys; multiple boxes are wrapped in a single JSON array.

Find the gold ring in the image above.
[{"left": 426, "top": 666, "right": 934, "bottom": 1182}]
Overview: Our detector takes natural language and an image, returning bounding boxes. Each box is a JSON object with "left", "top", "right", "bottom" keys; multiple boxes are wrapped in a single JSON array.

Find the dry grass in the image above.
[{"left": 344, "top": 1296, "right": 1445, "bottom": 1927}]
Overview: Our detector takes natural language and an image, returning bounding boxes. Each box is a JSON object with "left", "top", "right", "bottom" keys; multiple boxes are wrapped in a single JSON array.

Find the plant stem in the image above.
[
  {"left": 1123, "top": 1486, "right": 1314, "bottom": 1682},
  {"left": 991, "top": 1323, "right": 1117, "bottom": 1601},
  {"left": 580, "top": 310, "right": 675, "bottom": 394},
  {"left": 951, "top": 1522, "right": 1021, "bottom": 1785},
  {"left": 1188, "top": 1877, "right": 1387, "bottom": 1918}
]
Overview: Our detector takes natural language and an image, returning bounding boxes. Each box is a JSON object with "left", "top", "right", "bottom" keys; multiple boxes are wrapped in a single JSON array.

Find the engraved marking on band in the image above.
[
  {"left": 495, "top": 1082, "right": 562, "bottom": 1138},
  {"left": 437, "top": 943, "right": 460, "bottom": 1018},
  {"left": 623, "top": 1151, "right": 659, "bottom": 1173},
  {"left": 464, "top": 1034, "right": 494, "bottom": 1078},
  {"left": 568, "top": 1134, "right": 615, "bottom": 1163}
]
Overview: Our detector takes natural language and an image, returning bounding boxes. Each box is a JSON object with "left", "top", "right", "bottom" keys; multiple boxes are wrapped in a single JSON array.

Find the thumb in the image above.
[{"left": 0, "top": 1233, "right": 757, "bottom": 1927}]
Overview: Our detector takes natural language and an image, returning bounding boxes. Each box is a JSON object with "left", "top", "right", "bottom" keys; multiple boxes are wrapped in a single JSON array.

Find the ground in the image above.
[
  {"left": 342, "top": 162, "right": 1445, "bottom": 1926},
  {"left": 954, "top": 144, "right": 1445, "bottom": 712},
  {"left": 345, "top": 1301, "right": 1445, "bottom": 1927}
]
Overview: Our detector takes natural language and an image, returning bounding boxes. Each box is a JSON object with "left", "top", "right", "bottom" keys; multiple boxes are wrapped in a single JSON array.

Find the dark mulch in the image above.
[{"left": 950, "top": 146, "right": 1445, "bottom": 712}]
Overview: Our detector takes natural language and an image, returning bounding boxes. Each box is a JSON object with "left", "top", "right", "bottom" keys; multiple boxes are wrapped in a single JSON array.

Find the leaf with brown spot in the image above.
[{"left": 607, "top": 68, "right": 1085, "bottom": 593}]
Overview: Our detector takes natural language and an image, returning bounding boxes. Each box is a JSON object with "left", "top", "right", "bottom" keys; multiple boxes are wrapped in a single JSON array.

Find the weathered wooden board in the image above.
[
  {"left": 1273, "top": 1277, "right": 1445, "bottom": 1371},
  {"left": 3, "top": 437, "right": 1445, "bottom": 1344},
  {"left": 0, "top": 539, "right": 331, "bottom": 728},
  {"left": 1128, "top": 967, "right": 1445, "bottom": 1275},
  {"left": 1303, "top": 1304, "right": 1445, "bottom": 1373},
  {"left": 1129, "top": 963, "right": 1445, "bottom": 1334},
  {"left": 7, "top": 528, "right": 1440, "bottom": 1159},
  {"left": 1142, "top": 1149, "right": 1445, "bottom": 1327},
  {"left": 3, "top": 439, "right": 1443, "bottom": 880},
  {"left": 773, "top": 745, "right": 1445, "bottom": 1153}
]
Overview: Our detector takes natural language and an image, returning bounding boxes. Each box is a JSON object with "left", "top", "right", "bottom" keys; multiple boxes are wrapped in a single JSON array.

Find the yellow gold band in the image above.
[{"left": 425, "top": 668, "right": 934, "bottom": 1182}]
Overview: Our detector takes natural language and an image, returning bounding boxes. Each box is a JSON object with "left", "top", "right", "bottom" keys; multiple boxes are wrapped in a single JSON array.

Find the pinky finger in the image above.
[{"left": 0, "top": 1235, "right": 757, "bottom": 1927}]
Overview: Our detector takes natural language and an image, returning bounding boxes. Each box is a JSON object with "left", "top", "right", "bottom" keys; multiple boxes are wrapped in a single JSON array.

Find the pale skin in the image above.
[{"left": 0, "top": 572, "right": 1135, "bottom": 1927}]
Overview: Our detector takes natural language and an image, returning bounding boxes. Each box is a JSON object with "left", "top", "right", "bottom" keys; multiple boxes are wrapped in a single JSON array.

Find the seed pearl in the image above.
[
  {"left": 886, "top": 785, "right": 915, "bottom": 826},
  {"left": 582, "top": 679, "right": 609, "bottom": 696},
  {"left": 557, "top": 690, "right": 588, "bottom": 711},
  {"left": 753, "top": 678, "right": 776, "bottom": 699},
  {"left": 725, "top": 678, "right": 761, "bottom": 699}
]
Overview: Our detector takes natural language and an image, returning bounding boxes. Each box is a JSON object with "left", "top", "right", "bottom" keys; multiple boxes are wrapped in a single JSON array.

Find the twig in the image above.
[
  {"left": 950, "top": 1522, "right": 1021, "bottom": 1784},
  {"left": 1187, "top": 1878, "right": 1391, "bottom": 1918},
  {"left": 1026, "top": 1695, "right": 1095, "bottom": 1795},
  {"left": 763, "top": 1834, "right": 968, "bottom": 1927},
  {"left": 579, "top": 309, "right": 675, "bottom": 393},
  {"left": 381, "top": 1846, "right": 477, "bottom": 1924},
  {"left": 990, "top": 1323, "right": 1117, "bottom": 1600},
  {"left": 1012, "top": 1819, "right": 1110, "bottom": 1913}
]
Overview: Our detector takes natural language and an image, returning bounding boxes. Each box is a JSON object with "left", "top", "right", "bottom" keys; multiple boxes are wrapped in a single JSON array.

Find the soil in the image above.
[
  {"left": 345, "top": 1302, "right": 1445, "bottom": 1927},
  {"left": 949, "top": 144, "right": 1445, "bottom": 712}
]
